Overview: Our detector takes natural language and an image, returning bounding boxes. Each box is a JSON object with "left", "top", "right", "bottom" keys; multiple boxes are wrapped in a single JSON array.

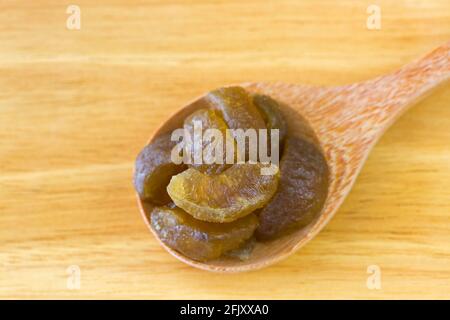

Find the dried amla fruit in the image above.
[
  {"left": 167, "top": 163, "right": 279, "bottom": 223},
  {"left": 134, "top": 134, "right": 187, "bottom": 205},
  {"left": 207, "top": 86, "right": 266, "bottom": 132},
  {"left": 252, "top": 94, "right": 287, "bottom": 145},
  {"left": 183, "top": 109, "right": 235, "bottom": 175},
  {"left": 150, "top": 206, "right": 258, "bottom": 261},
  {"left": 207, "top": 87, "right": 271, "bottom": 163},
  {"left": 256, "top": 137, "right": 329, "bottom": 240}
]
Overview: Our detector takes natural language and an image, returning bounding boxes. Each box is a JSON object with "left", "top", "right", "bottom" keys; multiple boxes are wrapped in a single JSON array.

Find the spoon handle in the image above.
[
  {"left": 360, "top": 41, "right": 450, "bottom": 127},
  {"left": 304, "top": 41, "right": 450, "bottom": 149},
  {"left": 251, "top": 42, "right": 449, "bottom": 149}
]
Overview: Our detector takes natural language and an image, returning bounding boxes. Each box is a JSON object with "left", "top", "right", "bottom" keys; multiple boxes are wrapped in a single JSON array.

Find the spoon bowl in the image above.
[{"left": 137, "top": 42, "right": 449, "bottom": 272}]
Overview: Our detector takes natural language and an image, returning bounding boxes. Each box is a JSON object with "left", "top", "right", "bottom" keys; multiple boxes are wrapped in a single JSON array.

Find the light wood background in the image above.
[{"left": 0, "top": 0, "right": 449, "bottom": 299}]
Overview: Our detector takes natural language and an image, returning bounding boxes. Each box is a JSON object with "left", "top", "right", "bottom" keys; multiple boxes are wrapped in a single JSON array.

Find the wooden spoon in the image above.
[{"left": 137, "top": 42, "right": 450, "bottom": 272}]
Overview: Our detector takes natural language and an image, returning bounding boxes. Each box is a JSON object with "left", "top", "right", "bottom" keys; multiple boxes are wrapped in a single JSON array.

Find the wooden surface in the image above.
[{"left": 0, "top": 0, "right": 449, "bottom": 299}]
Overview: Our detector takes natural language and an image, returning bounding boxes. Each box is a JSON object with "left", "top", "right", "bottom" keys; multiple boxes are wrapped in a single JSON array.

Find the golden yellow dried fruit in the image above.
[
  {"left": 167, "top": 163, "right": 279, "bottom": 223},
  {"left": 150, "top": 205, "right": 258, "bottom": 261},
  {"left": 183, "top": 109, "right": 234, "bottom": 175}
]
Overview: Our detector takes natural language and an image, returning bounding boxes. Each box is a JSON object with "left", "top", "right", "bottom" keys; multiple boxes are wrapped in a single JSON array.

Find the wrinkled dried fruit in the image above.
[
  {"left": 256, "top": 137, "right": 329, "bottom": 240},
  {"left": 183, "top": 108, "right": 234, "bottom": 175},
  {"left": 136, "top": 85, "right": 330, "bottom": 262},
  {"left": 167, "top": 163, "right": 279, "bottom": 223},
  {"left": 151, "top": 206, "right": 258, "bottom": 261},
  {"left": 207, "top": 87, "right": 266, "bottom": 132},
  {"left": 252, "top": 94, "right": 287, "bottom": 145},
  {"left": 134, "top": 134, "right": 187, "bottom": 205}
]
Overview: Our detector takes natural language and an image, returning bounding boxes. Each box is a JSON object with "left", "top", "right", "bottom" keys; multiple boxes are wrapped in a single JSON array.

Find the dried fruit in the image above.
[
  {"left": 252, "top": 94, "right": 287, "bottom": 145},
  {"left": 207, "top": 86, "right": 266, "bottom": 132},
  {"left": 134, "top": 134, "right": 187, "bottom": 205},
  {"left": 150, "top": 205, "right": 258, "bottom": 261},
  {"left": 167, "top": 163, "right": 279, "bottom": 223},
  {"left": 256, "top": 137, "right": 329, "bottom": 240},
  {"left": 136, "top": 86, "right": 330, "bottom": 262},
  {"left": 207, "top": 87, "right": 267, "bottom": 163},
  {"left": 183, "top": 109, "right": 234, "bottom": 175}
]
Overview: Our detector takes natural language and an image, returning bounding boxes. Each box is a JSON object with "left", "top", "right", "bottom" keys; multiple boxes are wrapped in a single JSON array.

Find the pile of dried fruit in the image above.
[{"left": 134, "top": 87, "right": 329, "bottom": 261}]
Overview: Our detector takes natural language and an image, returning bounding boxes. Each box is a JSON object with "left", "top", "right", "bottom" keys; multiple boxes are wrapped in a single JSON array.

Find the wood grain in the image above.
[{"left": 0, "top": 0, "right": 449, "bottom": 299}]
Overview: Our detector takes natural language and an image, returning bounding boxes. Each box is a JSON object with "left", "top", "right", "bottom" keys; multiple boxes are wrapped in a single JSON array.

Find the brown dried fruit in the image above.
[
  {"left": 134, "top": 134, "right": 187, "bottom": 205},
  {"left": 151, "top": 206, "right": 258, "bottom": 261},
  {"left": 167, "top": 163, "right": 279, "bottom": 223},
  {"left": 252, "top": 94, "right": 288, "bottom": 145},
  {"left": 256, "top": 137, "right": 329, "bottom": 240}
]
